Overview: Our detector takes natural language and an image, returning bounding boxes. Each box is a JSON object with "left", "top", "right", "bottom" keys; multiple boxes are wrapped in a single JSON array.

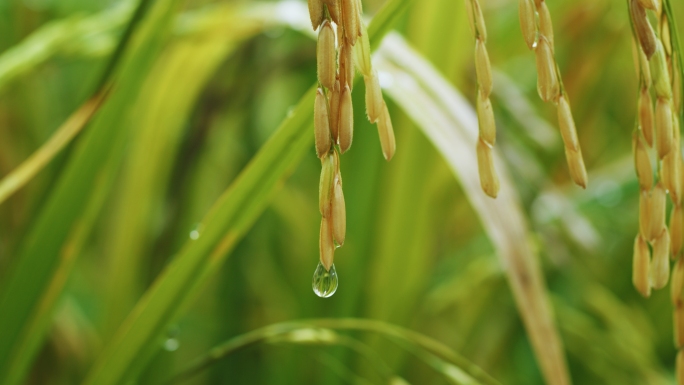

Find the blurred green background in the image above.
[{"left": 0, "top": 0, "right": 683, "bottom": 384}]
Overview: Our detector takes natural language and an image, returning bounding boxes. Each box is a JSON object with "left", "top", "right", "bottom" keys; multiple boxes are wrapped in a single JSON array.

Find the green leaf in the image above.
[{"left": 0, "top": 0, "right": 179, "bottom": 382}]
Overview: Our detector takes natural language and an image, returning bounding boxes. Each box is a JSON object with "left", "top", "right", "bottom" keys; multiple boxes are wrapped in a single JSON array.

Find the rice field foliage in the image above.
[{"left": 0, "top": 0, "right": 683, "bottom": 384}]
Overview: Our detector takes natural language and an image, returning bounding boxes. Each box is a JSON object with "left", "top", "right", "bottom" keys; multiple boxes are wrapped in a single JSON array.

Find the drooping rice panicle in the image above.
[
  {"left": 516, "top": 0, "right": 588, "bottom": 189},
  {"left": 465, "top": 0, "right": 499, "bottom": 198},
  {"left": 630, "top": 0, "right": 684, "bottom": 379},
  {"left": 307, "top": 0, "right": 396, "bottom": 276}
]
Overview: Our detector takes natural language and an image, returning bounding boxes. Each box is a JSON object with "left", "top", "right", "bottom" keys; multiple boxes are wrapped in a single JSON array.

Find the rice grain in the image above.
[
  {"left": 655, "top": 97, "right": 673, "bottom": 159},
  {"left": 332, "top": 176, "right": 346, "bottom": 246},
  {"left": 317, "top": 21, "right": 336, "bottom": 90},
  {"left": 319, "top": 216, "right": 335, "bottom": 270},
  {"left": 639, "top": 88, "right": 654, "bottom": 147},
  {"left": 633, "top": 234, "right": 652, "bottom": 298},
  {"left": 477, "top": 91, "right": 496, "bottom": 146},
  {"left": 365, "top": 71, "right": 383, "bottom": 124},
  {"left": 634, "top": 131, "right": 653, "bottom": 191},
  {"left": 630, "top": 0, "right": 657, "bottom": 58},
  {"left": 377, "top": 102, "right": 396, "bottom": 161},
  {"left": 477, "top": 138, "right": 500, "bottom": 198},
  {"left": 535, "top": 36, "right": 559, "bottom": 102},
  {"left": 519, "top": 0, "right": 537, "bottom": 50},
  {"left": 651, "top": 228, "right": 671, "bottom": 289},
  {"left": 339, "top": 85, "right": 354, "bottom": 154},
  {"left": 315, "top": 88, "right": 332, "bottom": 158},
  {"left": 475, "top": 40, "right": 493, "bottom": 98}
]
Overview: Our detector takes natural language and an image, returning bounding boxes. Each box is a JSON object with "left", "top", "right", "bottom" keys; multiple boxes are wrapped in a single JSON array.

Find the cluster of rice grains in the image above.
[
  {"left": 466, "top": 0, "right": 587, "bottom": 198},
  {"left": 517, "top": 0, "right": 588, "bottom": 190},
  {"left": 629, "top": 0, "right": 684, "bottom": 381},
  {"left": 308, "top": 0, "right": 396, "bottom": 298}
]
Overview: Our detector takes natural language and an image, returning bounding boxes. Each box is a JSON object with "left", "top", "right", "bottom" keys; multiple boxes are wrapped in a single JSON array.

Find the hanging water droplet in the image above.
[
  {"left": 164, "top": 338, "right": 179, "bottom": 352},
  {"left": 189, "top": 223, "right": 203, "bottom": 240},
  {"left": 312, "top": 262, "right": 338, "bottom": 298}
]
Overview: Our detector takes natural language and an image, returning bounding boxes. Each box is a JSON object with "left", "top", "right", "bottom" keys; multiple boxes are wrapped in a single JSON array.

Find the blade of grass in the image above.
[
  {"left": 0, "top": 0, "right": 176, "bottom": 382},
  {"left": 102, "top": 19, "right": 250, "bottom": 339},
  {"left": 81, "top": 1, "right": 416, "bottom": 384},
  {"left": 0, "top": 145, "right": 121, "bottom": 385},
  {"left": 359, "top": 0, "right": 469, "bottom": 375},
  {"left": 0, "top": 1, "right": 134, "bottom": 92},
  {"left": 0, "top": 91, "right": 107, "bottom": 205},
  {"left": 375, "top": 34, "right": 571, "bottom": 385},
  {"left": 1, "top": 0, "right": 287, "bottom": 380},
  {"left": 162, "top": 319, "right": 499, "bottom": 385}
]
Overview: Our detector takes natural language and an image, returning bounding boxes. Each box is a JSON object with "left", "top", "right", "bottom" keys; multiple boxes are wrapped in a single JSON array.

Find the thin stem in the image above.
[{"left": 161, "top": 319, "right": 501, "bottom": 385}]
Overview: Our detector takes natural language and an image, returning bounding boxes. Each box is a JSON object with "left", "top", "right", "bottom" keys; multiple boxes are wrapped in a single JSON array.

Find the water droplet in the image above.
[
  {"left": 164, "top": 338, "right": 179, "bottom": 352},
  {"left": 189, "top": 223, "right": 203, "bottom": 240},
  {"left": 312, "top": 262, "right": 338, "bottom": 298}
]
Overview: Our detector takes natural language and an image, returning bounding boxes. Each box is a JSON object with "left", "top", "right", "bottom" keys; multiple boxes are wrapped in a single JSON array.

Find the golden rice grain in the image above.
[
  {"left": 637, "top": 0, "right": 657, "bottom": 10},
  {"left": 639, "top": 88, "right": 654, "bottom": 147},
  {"left": 638, "top": 46, "right": 652, "bottom": 86},
  {"left": 317, "top": 21, "right": 336, "bottom": 90},
  {"left": 662, "top": 15, "right": 672, "bottom": 57},
  {"left": 464, "top": 0, "right": 475, "bottom": 37},
  {"left": 471, "top": 0, "right": 487, "bottom": 42},
  {"left": 651, "top": 41, "right": 672, "bottom": 99},
  {"left": 365, "top": 70, "right": 383, "bottom": 124},
  {"left": 674, "top": 257, "right": 684, "bottom": 303},
  {"left": 332, "top": 176, "right": 346, "bottom": 246},
  {"left": 630, "top": 0, "right": 656, "bottom": 58},
  {"left": 633, "top": 131, "right": 653, "bottom": 191},
  {"left": 308, "top": 0, "right": 324, "bottom": 30},
  {"left": 663, "top": 150, "right": 681, "bottom": 203},
  {"left": 324, "top": 0, "right": 341, "bottom": 25},
  {"left": 518, "top": 0, "right": 537, "bottom": 50},
  {"left": 651, "top": 228, "right": 671, "bottom": 289},
  {"left": 565, "top": 148, "right": 588, "bottom": 189},
  {"left": 649, "top": 183, "right": 667, "bottom": 241},
  {"left": 319, "top": 153, "right": 334, "bottom": 218},
  {"left": 475, "top": 39, "right": 493, "bottom": 99},
  {"left": 535, "top": 36, "right": 559, "bottom": 102},
  {"left": 639, "top": 189, "right": 652, "bottom": 241},
  {"left": 355, "top": 0, "right": 363, "bottom": 38},
  {"left": 477, "top": 138, "right": 499, "bottom": 198},
  {"left": 675, "top": 302, "right": 684, "bottom": 347},
  {"left": 672, "top": 206, "right": 684, "bottom": 258},
  {"left": 341, "top": 0, "right": 358, "bottom": 45},
  {"left": 633, "top": 234, "right": 652, "bottom": 298},
  {"left": 557, "top": 96, "right": 579, "bottom": 151},
  {"left": 477, "top": 91, "right": 496, "bottom": 146},
  {"left": 537, "top": 1, "right": 554, "bottom": 48},
  {"left": 655, "top": 97, "right": 673, "bottom": 159},
  {"left": 339, "top": 85, "right": 354, "bottom": 154},
  {"left": 329, "top": 80, "right": 341, "bottom": 143},
  {"left": 339, "top": 42, "right": 355, "bottom": 91},
  {"left": 377, "top": 102, "right": 396, "bottom": 161},
  {"left": 354, "top": 27, "right": 372, "bottom": 77},
  {"left": 315, "top": 88, "right": 332, "bottom": 159},
  {"left": 675, "top": 67, "right": 682, "bottom": 113},
  {"left": 319, "top": 216, "right": 335, "bottom": 270}
]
